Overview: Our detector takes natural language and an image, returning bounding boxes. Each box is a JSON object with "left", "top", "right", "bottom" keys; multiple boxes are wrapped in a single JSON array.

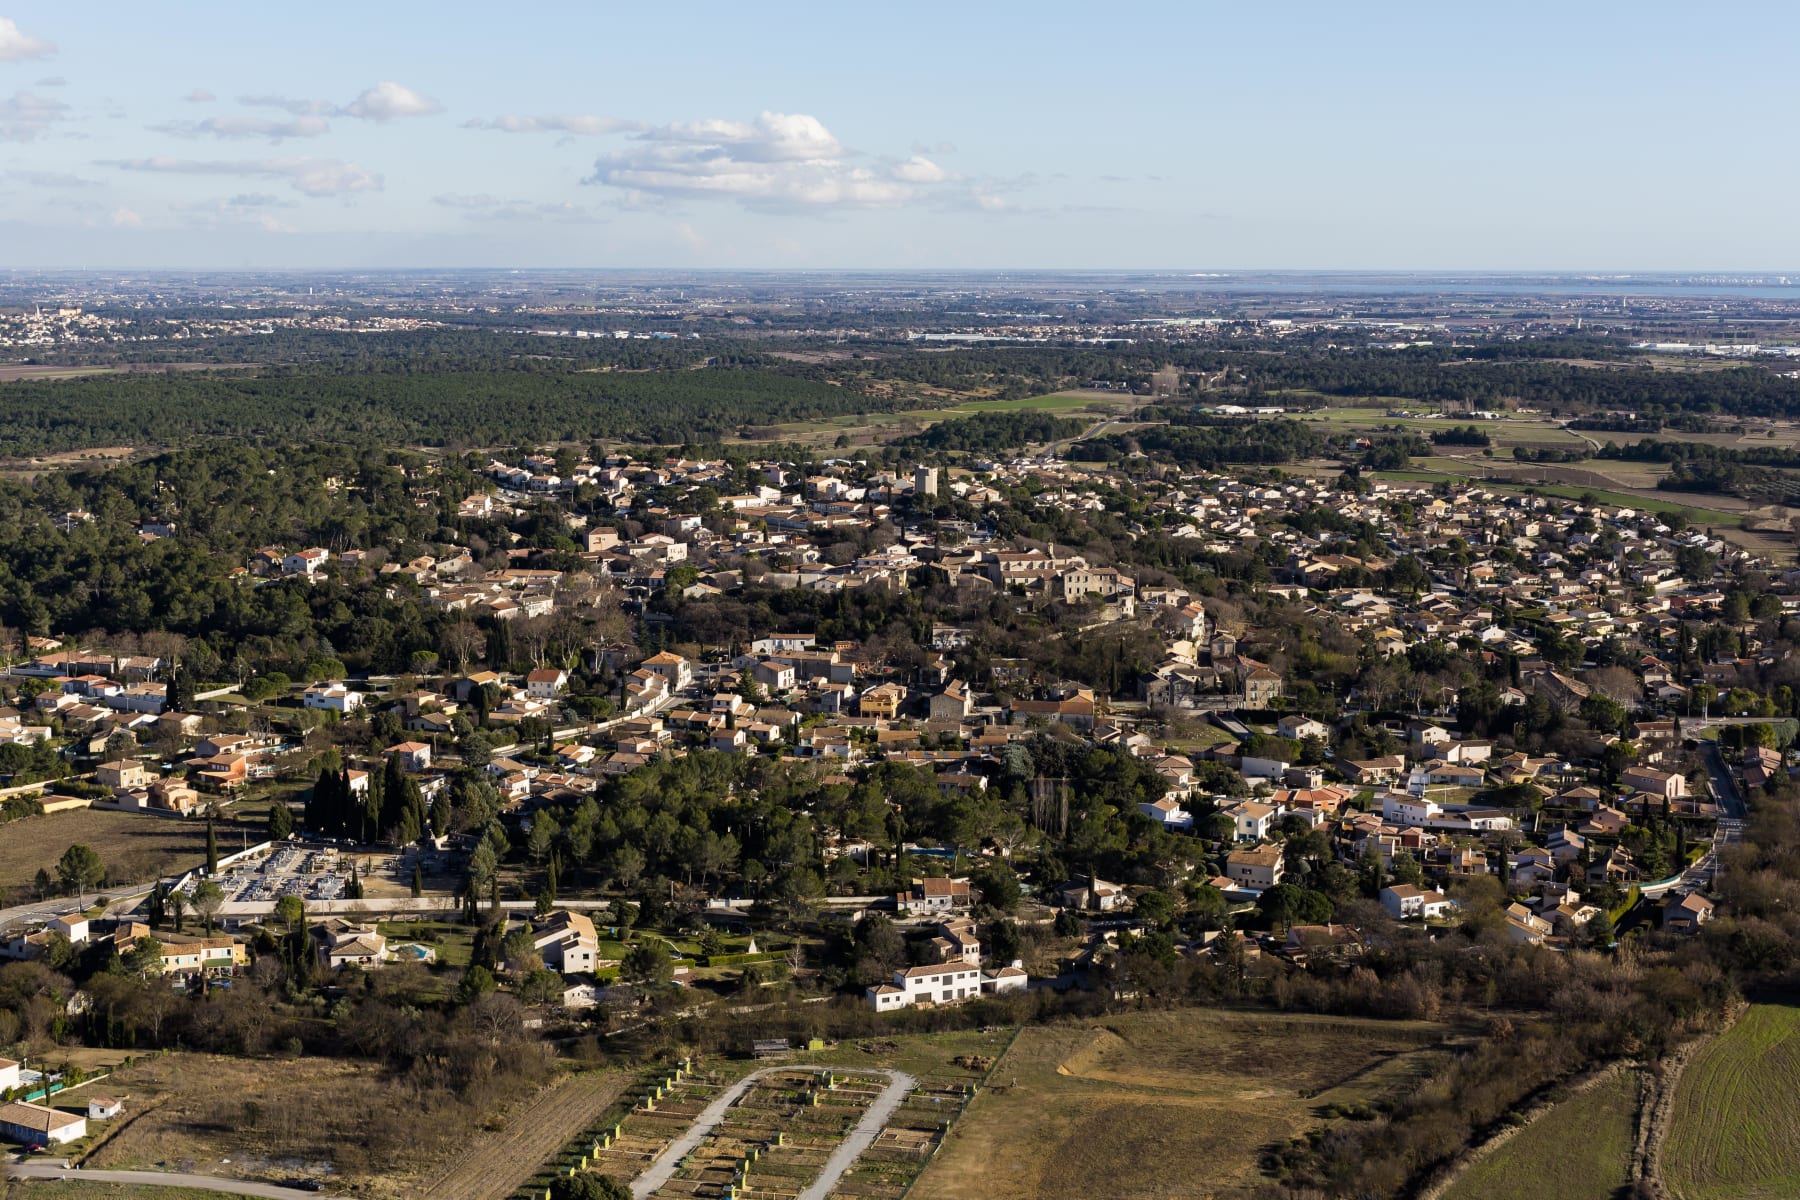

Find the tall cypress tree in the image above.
[{"left": 205, "top": 818, "right": 218, "bottom": 874}]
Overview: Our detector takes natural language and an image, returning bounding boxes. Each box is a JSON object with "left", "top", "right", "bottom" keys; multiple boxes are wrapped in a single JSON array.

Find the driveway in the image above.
[{"left": 7, "top": 1164, "right": 337, "bottom": 1198}]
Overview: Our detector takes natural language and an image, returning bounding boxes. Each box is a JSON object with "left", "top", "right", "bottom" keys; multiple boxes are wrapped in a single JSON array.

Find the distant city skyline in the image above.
[{"left": 1, "top": 2, "right": 1795, "bottom": 271}]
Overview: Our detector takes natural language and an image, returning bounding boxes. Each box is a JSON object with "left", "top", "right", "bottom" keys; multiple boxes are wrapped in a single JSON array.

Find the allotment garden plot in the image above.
[{"left": 533, "top": 1058, "right": 957, "bottom": 1200}]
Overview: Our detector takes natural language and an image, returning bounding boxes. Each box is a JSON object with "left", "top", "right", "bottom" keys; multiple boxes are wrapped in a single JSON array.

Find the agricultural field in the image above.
[
  {"left": 1442, "top": 1068, "right": 1640, "bottom": 1200},
  {"left": 911, "top": 1010, "right": 1456, "bottom": 1200},
  {"left": 0, "top": 365, "right": 124, "bottom": 382},
  {"left": 420, "top": 1069, "right": 633, "bottom": 1200},
  {"left": 1296, "top": 405, "right": 1592, "bottom": 451},
  {"left": 0, "top": 806, "right": 269, "bottom": 907},
  {"left": 1664, "top": 1004, "right": 1800, "bottom": 1200}
]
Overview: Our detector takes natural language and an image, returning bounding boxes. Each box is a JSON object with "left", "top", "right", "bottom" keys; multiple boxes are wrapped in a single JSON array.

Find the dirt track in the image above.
[{"left": 418, "top": 1071, "right": 628, "bottom": 1200}]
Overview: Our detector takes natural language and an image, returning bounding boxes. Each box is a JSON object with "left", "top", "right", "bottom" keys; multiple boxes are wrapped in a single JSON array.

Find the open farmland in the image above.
[
  {"left": 1664, "top": 1004, "right": 1800, "bottom": 1200},
  {"left": 0, "top": 806, "right": 269, "bottom": 907},
  {"left": 911, "top": 1010, "right": 1456, "bottom": 1200},
  {"left": 420, "top": 1069, "right": 632, "bottom": 1200},
  {"left": 1442, "top": 1068, "right": 1639, "bottom": 1200},
  {"left": 1296, "top": 405, "right": 1592, "bottom": 451}
]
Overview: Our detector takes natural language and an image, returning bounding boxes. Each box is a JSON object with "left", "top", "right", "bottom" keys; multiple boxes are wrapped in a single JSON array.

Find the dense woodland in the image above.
[
  {"left": 0, "top": 366, "right": 901, "bottom": 454},
  {"left": 888, "top": 410, "right": 1088, "bottom": 455}
]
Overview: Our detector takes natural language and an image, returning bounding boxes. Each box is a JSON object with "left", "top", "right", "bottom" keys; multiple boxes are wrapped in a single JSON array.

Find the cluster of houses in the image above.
[
  {"left": 2, "top": 446, "right": 1778, "bottom": 1022},
  {"left": 0, "top": 911, "right": 245, "bottom": 975}
]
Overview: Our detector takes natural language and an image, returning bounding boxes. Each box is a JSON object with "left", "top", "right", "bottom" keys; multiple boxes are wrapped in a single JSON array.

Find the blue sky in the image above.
[{"left": 0, "top": 2, "right": 1793, "bottom": 270}]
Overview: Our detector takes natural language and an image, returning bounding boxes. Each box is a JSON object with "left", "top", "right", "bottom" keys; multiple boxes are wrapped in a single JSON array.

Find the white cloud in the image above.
[
  {"left": 110, "top": 205, "right": 142, "bottom": 227},
  {"left": 151, "top": 114, "right": 330, "bottom": 142},
  {"left": 0, "top": 17, "right": 53, "bottom": 62},
  {"left": 583, "top": 111, "right": 961, "bottom": 211},
  {"left": 4, "top": 166, "right": 99, "bottom": 187},
  {"left": 239, "top": 83, "right": 439, "bottom": 122},
  {"left": 108, "top": 156, "right": 383, "bottom": 197},
  {"left": 35, "top": 75, "right": 65, "bottom": 87},
  {"left": 433, "top": 192, "right": 604, "bottom": 223},
  {"left": 891, "top": 155, "right": 950, "bottom": 184},
  {"left": 182, "top": 88, "right": 216, "bottom": 103},
  {"left": 239, "top": 93, "right": 332, "bottom": 116},
  {"left": 0, "top": 90, "right": 69, "bottom": 141},
  {"left": 464, "top": 113, "right": 636, "bottom": 136},
  {"left": 341, "top": 80, "right": 440, "bottom": 121}
]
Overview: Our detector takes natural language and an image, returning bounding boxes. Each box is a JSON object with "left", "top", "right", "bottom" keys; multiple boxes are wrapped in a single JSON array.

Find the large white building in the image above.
[
  {"left": 865, "top": 961, "right": 1027, "bottom": 1012},
  {"left": 302, "top": 682, "right": 363, "bottom": 713}
]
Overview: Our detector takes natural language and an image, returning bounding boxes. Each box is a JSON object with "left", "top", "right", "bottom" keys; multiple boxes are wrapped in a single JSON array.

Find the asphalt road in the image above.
[
  {"left": 0, "top": 882, "right": 155, "bottom": 937},
  {"left": 1701, "top": 741, "right": 1747, "bottom": 819},
  {"left": 7, "top": 1164, "right": 338, "bottom": 1197}
]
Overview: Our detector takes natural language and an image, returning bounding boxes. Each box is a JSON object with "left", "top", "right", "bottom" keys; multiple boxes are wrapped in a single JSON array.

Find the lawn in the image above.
[
  {"left": 1443, "top": 1068, "right": 1639, "bottom": 1200},
  {"left": 910, "top": 1009, "right": 1454, "bottom": 1200},
  {"left": 0, "top": 806, "right": 269, "bottom": 907},
  {"left": 1664, "top": 1004, "right": 1800, "bottom": 1200},
  {"left": 376, "top": 919, "right": 476, "bottom": 968}
]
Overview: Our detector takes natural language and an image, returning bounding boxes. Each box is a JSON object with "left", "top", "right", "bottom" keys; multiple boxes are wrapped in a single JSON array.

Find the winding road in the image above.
[{"left": 629, "top": 1065, "right": 915, "bottom": 1200}]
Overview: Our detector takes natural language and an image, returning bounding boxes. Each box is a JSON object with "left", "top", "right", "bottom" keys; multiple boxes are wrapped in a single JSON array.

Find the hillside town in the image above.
[{"left": 0, "top": 433, "right": 1772, "bottom": 1033}]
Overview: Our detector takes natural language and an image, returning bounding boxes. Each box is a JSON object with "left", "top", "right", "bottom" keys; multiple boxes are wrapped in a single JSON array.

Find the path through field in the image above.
[
  {"left": 419, "top": 1071, "right": 629, "bottom": 1200},
  {"left": 6, "top": 1164, "right": 334, "bottom": 1198}
]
